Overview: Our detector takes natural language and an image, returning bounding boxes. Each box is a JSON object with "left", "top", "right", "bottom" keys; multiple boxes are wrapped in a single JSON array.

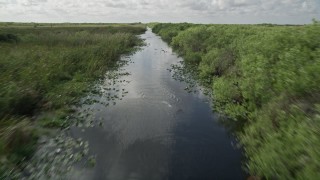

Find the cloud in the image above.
[{"left": 0, "top": 0, "right": 319, "bottom": 24}]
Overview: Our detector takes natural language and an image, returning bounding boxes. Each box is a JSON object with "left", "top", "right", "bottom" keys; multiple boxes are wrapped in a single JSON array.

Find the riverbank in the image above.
[
  {"left": 0, "top": 23, "right": 146, "bottom": 178},
  {"left": 151, "top": 22, "right": 320, "bottom": 179}
]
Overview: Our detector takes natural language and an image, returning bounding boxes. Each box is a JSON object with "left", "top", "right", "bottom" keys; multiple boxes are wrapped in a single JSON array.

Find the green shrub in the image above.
[{"left": 0, "top": 33, "right": 19, "bottom": 43}]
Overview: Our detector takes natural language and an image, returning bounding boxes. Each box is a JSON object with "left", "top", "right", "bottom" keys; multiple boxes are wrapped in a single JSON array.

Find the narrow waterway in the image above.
[{"left": 69, "top": 28, "right": 245, "bottom": 180}]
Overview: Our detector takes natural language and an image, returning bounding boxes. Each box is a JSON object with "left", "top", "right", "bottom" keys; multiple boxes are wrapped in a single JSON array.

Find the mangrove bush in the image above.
[{"left": 152, "top": 22, "right": 320, "bottom": 179}]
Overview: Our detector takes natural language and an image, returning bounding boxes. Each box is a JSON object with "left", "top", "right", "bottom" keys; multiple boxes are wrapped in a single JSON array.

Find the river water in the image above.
[{"left": 68, "top": 28, "right": 245, "bottom": 180}]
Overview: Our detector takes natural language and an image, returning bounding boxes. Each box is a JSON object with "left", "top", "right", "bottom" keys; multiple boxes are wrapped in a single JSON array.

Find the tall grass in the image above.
[{"left": 0, "top": 24, "right": 145, "bottom": 176}]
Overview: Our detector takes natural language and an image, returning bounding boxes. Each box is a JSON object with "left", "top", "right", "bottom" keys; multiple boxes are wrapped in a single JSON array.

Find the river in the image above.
[{"left": 68, "top": 28, "right": 245, "bottom": 180}]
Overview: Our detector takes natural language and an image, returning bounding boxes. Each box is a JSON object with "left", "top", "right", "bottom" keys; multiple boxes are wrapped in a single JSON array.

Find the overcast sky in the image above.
[{"left": 0, "top": 0, "right": 319, "bottom": 24}]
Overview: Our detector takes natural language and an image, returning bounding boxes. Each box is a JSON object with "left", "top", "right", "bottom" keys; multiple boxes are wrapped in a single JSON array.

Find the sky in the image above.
[{"left": 0, "top": 0, "right": 319, "bottom": 24}]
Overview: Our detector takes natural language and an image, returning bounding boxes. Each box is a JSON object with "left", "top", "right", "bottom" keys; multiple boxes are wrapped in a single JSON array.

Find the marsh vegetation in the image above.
[
  {"left": 0, "top": 23, "right": 145, "bottom": 177},
  {"left": 1, "top": 20, "right": 319, "bottom": 179}
]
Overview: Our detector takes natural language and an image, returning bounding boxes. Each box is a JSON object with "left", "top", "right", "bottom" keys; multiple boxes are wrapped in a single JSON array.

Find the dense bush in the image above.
[
  {"left": 0, "top": 33, "right": 19, "bottom": 43},
  {"left": 152, "top": 23, "right": 194, "bottom": 44},
  {"left": 152, "top": 22, "right": 320, "bottom": 179}
]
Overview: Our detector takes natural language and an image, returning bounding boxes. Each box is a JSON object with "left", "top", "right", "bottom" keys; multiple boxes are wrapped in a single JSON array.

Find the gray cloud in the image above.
[{"left": 0, "top": 0, "right": 319, "bottom": 24}]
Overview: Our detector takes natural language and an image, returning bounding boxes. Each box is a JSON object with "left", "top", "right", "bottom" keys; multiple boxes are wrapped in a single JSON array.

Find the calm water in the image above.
[{"left": 68, "top": 28, "right": 245, "bottom": 180}]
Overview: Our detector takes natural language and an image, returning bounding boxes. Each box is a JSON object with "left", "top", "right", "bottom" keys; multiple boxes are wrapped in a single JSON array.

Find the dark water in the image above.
[{"left": 69, "top": 28, "right": 245, "bottom": 180}]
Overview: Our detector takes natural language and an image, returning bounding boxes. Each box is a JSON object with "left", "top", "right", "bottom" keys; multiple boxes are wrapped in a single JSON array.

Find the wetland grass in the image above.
[{"left": 0, "top": 23, "right": 145, "bottom": 177}]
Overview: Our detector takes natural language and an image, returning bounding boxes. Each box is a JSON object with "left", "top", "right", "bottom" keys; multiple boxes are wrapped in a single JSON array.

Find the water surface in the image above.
[{"left": 69, "top": 28, "right": 245, "bottom": 180}]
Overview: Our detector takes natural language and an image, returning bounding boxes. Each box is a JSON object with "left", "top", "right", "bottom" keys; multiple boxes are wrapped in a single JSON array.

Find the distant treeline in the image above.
[
  {"left": 0, "top": 22, "right": 143, "bottom": 28},
  {"left": 151, "top": 22, "right": 320, "bottom": 179}
]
